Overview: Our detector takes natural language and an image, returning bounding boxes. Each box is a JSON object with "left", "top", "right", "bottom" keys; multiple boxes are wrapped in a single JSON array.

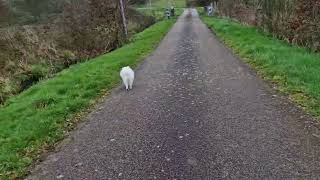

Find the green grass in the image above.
[
  {"left": 135, "top": 0, "right": 186, "bottom": 8},
  {"left": 152, "top": 0, "right": 186, "bottom": 8},
  {"left": 201, "top": 15, "right": 320, "bottom": 117},
  {"left": 0, "top": 19, "right": 177, "bottom": 179}
]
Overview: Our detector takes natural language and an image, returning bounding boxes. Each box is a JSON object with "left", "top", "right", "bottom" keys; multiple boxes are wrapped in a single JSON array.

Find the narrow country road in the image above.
[{"left": 29, "top": 9, "right": 320, "bottom": 179}]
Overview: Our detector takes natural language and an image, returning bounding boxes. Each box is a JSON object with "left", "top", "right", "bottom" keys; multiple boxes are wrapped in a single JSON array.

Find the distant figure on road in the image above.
[
  {"left": 170, "top": 6, "right": 175, "bottom": 17},
  {"left": 165, "top": 8, "right": 171, "bottom": 19},
  {"left": 208, "top": 6, "right": 213, "bottom": 16}
]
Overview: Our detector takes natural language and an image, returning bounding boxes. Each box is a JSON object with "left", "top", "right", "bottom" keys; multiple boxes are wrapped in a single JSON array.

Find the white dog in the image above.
[{"left": 120, "top": 66, "right": 135, "bottom": 90}]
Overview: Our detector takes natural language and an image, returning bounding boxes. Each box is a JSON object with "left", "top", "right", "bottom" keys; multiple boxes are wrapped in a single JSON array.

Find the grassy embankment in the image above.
[
  {"left": 201, "top": 14, "right": 320, "bottom": 117},
  {"left": 0, "top": 16, "right": 178, "bottom": 179}
]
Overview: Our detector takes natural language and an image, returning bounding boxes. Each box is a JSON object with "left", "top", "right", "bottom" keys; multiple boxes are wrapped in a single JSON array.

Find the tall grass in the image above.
[
  {"left": 135, "top": 0, "right": 186, "bottom": 8},
  {"left": 202, "top": 16, "right": 320, "bottom": 117},
  {"left": 0, "top": 19, "right": 176, "bottom": 179},
  {"left": 152, "top": 0, "right": 186, "bottom": 7}
]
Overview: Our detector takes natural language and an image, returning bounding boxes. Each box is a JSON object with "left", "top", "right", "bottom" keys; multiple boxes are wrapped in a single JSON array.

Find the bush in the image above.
[
  {"left": 0, "top": 77, "right": 15, "bottom": 104},
  {"left": 16, "top": 64, "right": 50, "bottom": 91}
]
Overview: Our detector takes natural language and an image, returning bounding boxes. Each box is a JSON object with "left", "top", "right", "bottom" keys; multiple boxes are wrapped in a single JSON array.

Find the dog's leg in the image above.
[
  {"left": 129, "top": 76, "right": 134, "bottom": 90},
  {"left": 125, "top": 79, "right": 130, "bottom": 91}
]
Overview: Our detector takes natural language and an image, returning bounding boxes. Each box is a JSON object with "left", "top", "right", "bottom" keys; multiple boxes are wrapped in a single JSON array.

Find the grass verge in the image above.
[
  {"left": 0, "top": 18, "right": 177, "bottom": 179},
  {"left": 135, "top": 0, "right": 186, "bottom": 8},
  {"left": 201, "top": 15, "right": 320, "bottom": 118}
]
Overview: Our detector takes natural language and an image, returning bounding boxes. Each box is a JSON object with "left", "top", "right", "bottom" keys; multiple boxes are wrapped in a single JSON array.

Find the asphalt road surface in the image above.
[{"left": 28, "top": 9, "right": 320, "bottom": 179}]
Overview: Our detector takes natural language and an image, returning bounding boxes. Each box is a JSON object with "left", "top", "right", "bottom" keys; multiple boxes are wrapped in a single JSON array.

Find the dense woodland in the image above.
[
  {"left": 0, "top": 0, "right": 154, "bottom": 104},
  {"left": 192, "top": 0, "right": 320, "bottom": 52}
]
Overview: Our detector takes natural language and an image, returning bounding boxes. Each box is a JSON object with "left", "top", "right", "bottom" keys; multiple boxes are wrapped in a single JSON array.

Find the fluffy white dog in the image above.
[{"left": 120, "top": 66, "right": 135, "bottom": 90}]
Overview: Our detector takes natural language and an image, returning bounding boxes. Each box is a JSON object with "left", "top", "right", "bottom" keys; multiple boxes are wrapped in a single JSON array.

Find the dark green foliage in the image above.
[
  {"left": 13, "top": 0, "right": 54, "bottom": 19},
  {"left": 128, "top": 0, "right": 148, "bottom": 5},
  {"left": 188, "top": 0, "right": 218, "bottom": 6},
  {"left": 1, "top": 0, "right": 67, "bottom": 25},
  {"left": 0, "top": 0, "right": 10, "bottom": 24}
]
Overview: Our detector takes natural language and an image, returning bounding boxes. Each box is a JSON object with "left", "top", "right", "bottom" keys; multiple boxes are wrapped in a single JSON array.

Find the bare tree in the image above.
[{"left": 119, "top": 0, "right": 128, "bottom": 36}]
